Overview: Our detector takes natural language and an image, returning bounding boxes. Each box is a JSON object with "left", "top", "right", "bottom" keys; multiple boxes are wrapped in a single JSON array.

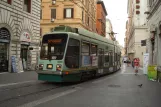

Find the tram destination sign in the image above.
[{"left": 48, "top": 39, "right": 62, "bottom": 44}]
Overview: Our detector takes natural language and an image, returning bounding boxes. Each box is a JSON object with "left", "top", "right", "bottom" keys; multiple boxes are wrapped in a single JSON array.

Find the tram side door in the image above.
[{"left": 98, "top": 49, "right": 104, "bottom": 74}]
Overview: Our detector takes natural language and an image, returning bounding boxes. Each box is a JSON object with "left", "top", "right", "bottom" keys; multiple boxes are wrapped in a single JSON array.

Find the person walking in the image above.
[
  {"left": 134, "top": 58, "right": 140, "bottom": 75},
  {"left": 132, "top": 58, "right": 134, "bottom": 68},
  {"left": 127, "top": 57, "right": 131, "bottom": 67}
]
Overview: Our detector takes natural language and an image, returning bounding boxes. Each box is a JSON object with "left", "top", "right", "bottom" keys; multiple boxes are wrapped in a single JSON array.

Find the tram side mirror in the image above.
[{"left": 29, "top": 47, "right": 33, "bottom": 50}]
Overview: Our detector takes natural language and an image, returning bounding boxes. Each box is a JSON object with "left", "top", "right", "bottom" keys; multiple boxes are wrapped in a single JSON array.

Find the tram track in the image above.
[
  {"left": 0, "top": 82, "right": 64, "bottom": 104},
  {"left": 0, "top": 81, "right": 42, "bottom": 92}
]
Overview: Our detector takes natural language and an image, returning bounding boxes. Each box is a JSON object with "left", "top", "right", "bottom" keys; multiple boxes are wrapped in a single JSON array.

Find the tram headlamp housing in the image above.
[
  {"left": 39, "top": 64, "right": 44, "bottom": 70},
  {"left": 56, "top": 64, "right": 62, "bottom": 71},
  {"left": 47, "top": 64, "right": 53, "bottom": 69}
]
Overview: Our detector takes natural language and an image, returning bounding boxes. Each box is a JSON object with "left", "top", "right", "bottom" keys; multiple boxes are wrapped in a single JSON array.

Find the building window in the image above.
[
  {"left": 7, "top": 0, "right": 12, "bottom": 5},
  {"left": 40, "top": 9, "right": 42, "bottom": 19},
  {"left": 88, "top": 17, "right": 89, "bottom": 26},
  {"left": 51, "top": 9, "right": 56, "bottom": 19},
  {"left": 82, "top": 11, "right": 84, "bottom": 22},
  {"left": 64, "top": 8, "right": 74, "bottom": 18},
  {"left": 23, "top": 0, "right": 31, "bottom": 13}
]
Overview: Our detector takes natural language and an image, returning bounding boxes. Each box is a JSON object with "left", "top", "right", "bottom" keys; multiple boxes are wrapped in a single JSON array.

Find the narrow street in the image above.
[{"left": 0, "top": 64, "right": 161, "bottom": 107}]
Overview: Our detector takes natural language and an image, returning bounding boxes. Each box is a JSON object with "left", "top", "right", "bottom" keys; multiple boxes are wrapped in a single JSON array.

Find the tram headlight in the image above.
[
  {"left": 39, "top": 64, "right": 44, "bottom": 70},
  {"left": 56, "top": 64, "right": 62, "bottom": 71},
  {"left": 47, "top": 64, "right": 53, "bottom": 69}
]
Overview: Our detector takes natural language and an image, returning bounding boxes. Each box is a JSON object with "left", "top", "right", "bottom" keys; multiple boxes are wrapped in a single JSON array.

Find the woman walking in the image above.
[{"left": 134, "top": 58, "right": 140, "bottom": 75}]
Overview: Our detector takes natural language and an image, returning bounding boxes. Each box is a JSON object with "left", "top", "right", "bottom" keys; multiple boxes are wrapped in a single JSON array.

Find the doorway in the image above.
[
  {"left": 20, "top": 45, "right": 29, "bottom": 70},
  {"left": 0, "top": 43, "right": 8, "bottom": 72}
]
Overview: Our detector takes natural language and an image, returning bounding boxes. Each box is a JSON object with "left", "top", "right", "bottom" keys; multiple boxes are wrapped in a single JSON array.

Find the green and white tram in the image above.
[{"left": 37, "top": 26, "right": 121, "bottom": 82}]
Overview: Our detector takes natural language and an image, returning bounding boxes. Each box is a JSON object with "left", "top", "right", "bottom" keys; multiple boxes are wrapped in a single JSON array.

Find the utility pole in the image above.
[{"left": 107, "top": 31, "right": 118, "bottom": 41}]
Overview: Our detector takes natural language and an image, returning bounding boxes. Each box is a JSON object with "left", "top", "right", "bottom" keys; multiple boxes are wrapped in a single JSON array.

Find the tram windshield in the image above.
[{"left": 40, "top": 34, "right": 68, "bottom": 60}]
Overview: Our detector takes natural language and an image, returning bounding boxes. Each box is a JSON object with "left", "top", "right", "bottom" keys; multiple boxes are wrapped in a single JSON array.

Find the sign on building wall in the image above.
[
  {"left": 148, "top": 65, "right": 157, "bottom": 81},
  {"left": 18, "top": 58, "right": 24, "bottom": 73},
  {"left": 143, "top": 53, "right": 149, "bottom": 74},
  {"left": 20, "top": 32, "right": 31, "bottom": 42},
  {"left": 27, "top": 50, "right": 32, "bottom": 70},
  {"left": 11, "top": 56, "right": 17, "bottom": 73}
]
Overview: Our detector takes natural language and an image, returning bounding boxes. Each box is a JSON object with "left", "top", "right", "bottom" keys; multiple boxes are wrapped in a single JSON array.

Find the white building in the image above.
[
  {"left": 0, "top": 0, "right": 40, "bottom": 72},
  {"left": 106, "top": 19, "right": 113, "bottom": 40},
  {"left": 145, "top": 0, "right": 161, "bottom": 72},
  {"left": 126, "top": 0, "right": 149, "bottom": 66}
]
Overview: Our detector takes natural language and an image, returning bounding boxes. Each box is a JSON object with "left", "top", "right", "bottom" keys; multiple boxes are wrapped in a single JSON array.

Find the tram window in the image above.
[
  {"left": 118, "top": 54, "right": 120, "bottom": 61},
  {"left": 81, "top": 42, "right": 90, "bottom": 56},
  {"left": 65, "top": 38, "right": 80, "bottom": 68},
  {"left": 105, "top": 52, "right": 109, "bottom": 63},
  {"left": 40, "top": 34, "right": 67, "bottom": 60},
  {"left": 109, "top": 52, "right": 113, "bottom": 66},
  {"left": 115, "top": 53, "right": 117, "bottom": 61},
  {"left": 91, "top": 44, "right": 97, "bottom": 56}
]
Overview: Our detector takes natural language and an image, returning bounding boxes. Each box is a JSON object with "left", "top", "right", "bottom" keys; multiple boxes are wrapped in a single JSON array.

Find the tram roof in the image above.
[
  {"left": 45, "top": 26, "right": 116, "bottom": 45},
  {"left": 77, "top": 28, "right": 114, "bottom": 45}
]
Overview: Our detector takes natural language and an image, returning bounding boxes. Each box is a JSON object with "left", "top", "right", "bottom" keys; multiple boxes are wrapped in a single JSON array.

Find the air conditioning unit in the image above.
[
  {"left": 52, "top": 0, "right": 56, "bottom": 5},
  {"left": 51, "top": 18, "right": 55, "bottom": 22}
]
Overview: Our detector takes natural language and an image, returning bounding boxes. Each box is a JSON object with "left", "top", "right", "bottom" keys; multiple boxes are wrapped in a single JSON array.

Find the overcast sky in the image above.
[{"left": 103, "top": 0, "right": 128, "bottom": 47}]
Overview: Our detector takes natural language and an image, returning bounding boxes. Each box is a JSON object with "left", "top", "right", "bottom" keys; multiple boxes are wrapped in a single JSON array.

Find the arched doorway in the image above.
[{"left": 0, "top": 27, "right": 10, "bottom": 72}]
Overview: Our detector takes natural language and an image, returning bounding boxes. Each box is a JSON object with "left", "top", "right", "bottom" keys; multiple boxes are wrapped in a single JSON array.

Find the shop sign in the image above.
[
  {"left": 11, "top": 56, "right": 18, "bottom": 73},
  {"left": 143, "top": 53, "right": 149, "bottom": 74},
  {"left": 20, "top": 32, "right": 31, "bottom": 42},
  {"left": 18, "top": 58, "right": 24, "bottom": 73},
  {"left": 148, "top": 65, "right": 157, "bottom": 81}
]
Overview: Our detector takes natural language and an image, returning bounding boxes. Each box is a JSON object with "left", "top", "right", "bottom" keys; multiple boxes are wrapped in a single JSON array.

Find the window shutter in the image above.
[
  {"left": 54, "top": 9, "right": 56, "bottom": 19},
  {"left": 51, "top": 9, "right": 56, "bottom": 19},
  {"left": 64, "top": 9, "right": 66, "bottom": 18},
  {"left": 82, "top": 11, "right": 84, "bottom": 22},
  {"left": 28, "top": 0, "right": 31, "bottom": 13},
  {"left": 40, "top": 9, "right": 42, "bottom": 19},
  {"left": 7, "top": 0, "right": 12, "bottom": 4},
  {"left": 71, "top": 8, "right": 74, "bottom": 18}
]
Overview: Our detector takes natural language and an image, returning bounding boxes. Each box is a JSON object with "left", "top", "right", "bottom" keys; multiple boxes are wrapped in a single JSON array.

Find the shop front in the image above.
[
  {"left": 20, "top": 31, "right": 31, "bottom": 71},
  {"left": 0, "top": 27, "right": 10, "bottom": 72}
]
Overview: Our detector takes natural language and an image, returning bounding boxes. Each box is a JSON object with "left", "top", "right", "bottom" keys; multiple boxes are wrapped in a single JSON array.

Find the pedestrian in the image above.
[
  {"left": 132, "top": 58, "right": 134, "bottom": 68},
  {"left": 127, "top": 57, "right": 131, "bottom": 67},
  {"left": 134, "top": 58, "right": 140, "bottom": 75}
]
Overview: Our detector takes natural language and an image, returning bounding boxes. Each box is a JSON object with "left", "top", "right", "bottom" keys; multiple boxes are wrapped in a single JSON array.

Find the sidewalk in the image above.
[{"left": 0, "top": 71, "right": 38, "bottom": 84}]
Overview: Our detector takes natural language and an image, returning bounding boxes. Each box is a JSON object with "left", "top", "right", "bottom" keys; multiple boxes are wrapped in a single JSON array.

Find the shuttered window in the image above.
[
  {"left": 23, "top": 0, "right": 31, "bottom": 13},
  {"left": 7, "top": 0, "right": 12, "bottom": 4},
  {"left": 64, "top": 8, "right": 74, "bottom": 18},
  {"left": 51, "top": 9, "right": 56, "bottom": 19},
  {"left": 40, "top": 9, "right": 42, "bottom": 19}
]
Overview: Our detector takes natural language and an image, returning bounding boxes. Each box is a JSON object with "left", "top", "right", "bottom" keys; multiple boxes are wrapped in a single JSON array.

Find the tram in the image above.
[{"left": 36, "top": 25, "right": 121, "bottom": 82}]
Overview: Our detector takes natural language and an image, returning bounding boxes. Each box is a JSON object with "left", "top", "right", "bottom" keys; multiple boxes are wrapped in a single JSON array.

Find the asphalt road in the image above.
[{"left": 0, "top": 64, "right": 161, "bottom": 107}]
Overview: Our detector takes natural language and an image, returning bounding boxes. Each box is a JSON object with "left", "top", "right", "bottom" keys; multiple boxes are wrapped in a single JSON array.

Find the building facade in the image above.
[
  {"left": 126, "top": 0, "right": 148, "bottom": 66},
  {"left": 145, "top": 0, "right": 161, "bottom": 72},
  {"left": 96, "top": 0, "right": 107, "bottom": 37},
  {"left": 0, "top": 0, "right": 40, "bottom": 72},
  {"left": 41, "top": 0, "right": 97, "bottom": 36},
  {"left": 106, "top": 19, "right": 113, "bottom": 40}
]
